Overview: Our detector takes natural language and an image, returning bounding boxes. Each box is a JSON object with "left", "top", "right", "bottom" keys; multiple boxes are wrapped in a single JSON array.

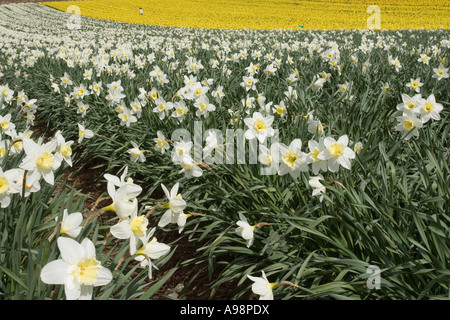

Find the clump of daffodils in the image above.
[{"left": 394, "top": 93, "right": 443, "bottom": 140}]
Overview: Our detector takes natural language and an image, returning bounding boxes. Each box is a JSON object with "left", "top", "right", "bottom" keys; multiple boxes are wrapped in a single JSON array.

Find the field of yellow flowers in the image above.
[
  {"left": 0, "top": 1, "right": 449, "bottom": 303},
  {"left": 42, "top": 0, "right": 450, "bottom": 30}
]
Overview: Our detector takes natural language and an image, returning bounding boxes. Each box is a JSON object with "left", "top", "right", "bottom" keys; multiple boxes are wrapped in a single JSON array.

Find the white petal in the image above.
[
  {"left": 158, "top": 210, "right": 173, "bottom": 227},
  {"left": 40, "top": 259, "right": 71, "bottom": 284},
  {"left": 94, "top": 267, "right": 113, "bottom": 287},
  {"left": 80, "top": 238, "right": 97, "bottom": 257},
  {"left": 64, "top": 282, "right": 81, "bottom": 300},
  {"left": 146, "top": 242, "right": 170, "bottom": 259},
  {"left": 110, "top": 220, "right": 132, "bottom": 239},
  {"left": 58, "top": 237, "right": 84, "bottom": 265}
]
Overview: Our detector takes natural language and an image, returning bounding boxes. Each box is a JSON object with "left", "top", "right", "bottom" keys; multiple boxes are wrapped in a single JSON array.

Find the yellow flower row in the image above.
[{"left": 40, "top": 0, "right": 450, "bottom": 30}]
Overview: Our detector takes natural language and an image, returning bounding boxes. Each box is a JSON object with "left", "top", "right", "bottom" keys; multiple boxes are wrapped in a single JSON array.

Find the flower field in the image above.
[
  {"left": 0, "top": 2, "right": 449, "bottom": 301},
  {"left": 42, "top": 0, "right": 450, "bottom": 30}
]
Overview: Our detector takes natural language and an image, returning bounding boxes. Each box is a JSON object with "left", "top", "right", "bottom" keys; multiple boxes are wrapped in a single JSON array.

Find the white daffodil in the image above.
[
  {"left": 244, "top": 112, "right": 275, "bottom": 144},
  {"left": 235, "top": 213, "right": 255, "bottom": 248},
  {"left": 130, "top": 99, "right": 143, "bottom": 118},
  {"left": 258, "top": 143, "right": 280, "bottom": 175},
  {"left": 127, "top": 140, "right": 146, "bottom": 163},
  {"left": 203, "top": 130, "right": 222, "bottom": 161},
  {"left": 9, "top": 128, "right": 32, "bottom": 155},
  {"left": 134, "top": 227, "right": 171, "bottom": 279},
  {"left": 318, "top": 135, "right": 355, "bottom": 172},
  {"left": 40, "top": 237, "right": 112, "bottom": 300},
  {"left": 307, "top": 138, "right": 327, "bottom": 175},
  {"left": 11, "top": 169, "right": 41, "bottom": 198},
  {"left": 277, "top": 139, "right": 309, "bottom": 178},
  {"left": 154, "top": 130, "right": 170, "bottom": 154},
  {"left": 247, "top": 271, "right": 277, "bottom": 300},
  {"left": 20, "top": 137, "right": 62, "bottom": 185},
  {"left": 194, "top": 95, "right": 216, "bottom": 118},
  {"left": 284, "top": 86, "right": 297, "bottom": 100},
  {"left": 211, "top": 85, "right": 225, "bottom": 103},
  {"left": 60, "top": 72, "right": 73, "bottom": 88},
  {"left": 77, "top": 123, "right": 94, "bottom": 144},
  {"left": 406, "top": 78, "right": 424, "bottom": 93},
  {"left": 55, "top": 131, "right": 74, "bottom": 167},
  {"left": 396, "top": 93, "right": 423, "bottom": 114},
  {"left": 273, "top": 101, "right": 287, "bottom": 117},
  {"left": 417, "top": 94, "right": 443, "bottom": 123},
  {"left": 118, "top": 107, "right": 137, "bottom": 127},
  {"left": 58, "top": 209, "right": 83, "bottom": 238},
  {"left": 0, "top": 167, "right": 21, "bottom": 208},
  {"left": 158, "top": 183, "right": 187, "bottom": 228},
  {"left": 432, "top": 65, "right": 449, "bottom": 80},
  {"left": 153, "top": 97, "right": 173, "bottom": 120},
  {"left": 103, "top": 167, "right": 142, "bottom": 219},
  {"left": 241, "top": 75, "right": 258, "bottom": 91},
  {"left": 0, "top": 114, "right": 16, "bottom": 137},
  {"left": 0, "top": 84, "right": 14, "bottom": 103},
  {"left": 171, "top": 100, "right": 189, "bottom": 123},
  {"left": 353, "top": 141, "right": 364, "bottom": 154},
  {"left": 172, "top": 139, "right": 193, "bottom": 164},
  {"left": 76, "top": 102, "right": 89, "bottom": 118},
  {"left": 110, "top": 204, "right": 148, "bottom": 255},
  {"left": 310, "top": 77, "right": 327, "bottom": 92},
  {"left": 308, "top": 174, "right": 326, "bottom": 202},
  {"left": 394, "top": 112, "right": 423, "bottom": 140},
  {"left": 179, "top": 155, "right": 203, "bottom": 178},
  {"left": 89, "top": 81, "right": 102, "bottom": 96}
]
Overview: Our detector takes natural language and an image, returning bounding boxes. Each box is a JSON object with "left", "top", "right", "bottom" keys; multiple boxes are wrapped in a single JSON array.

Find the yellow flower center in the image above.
[
  {"left": 121, "top": 113, "right": 130, "bottom": 121},
  {"left": 437, "top": 70, "right": 443, "bottom": 76},
  {"left": 157, "top": 138, "right": 166, "bottom": 148},
  {"left": 199, "top": 102, "right": 208, "bottom": 111},
  {"left": 402, "top": 120, "right": 414, "bottom": 131},
  {"left": 151, "top": 92, "right": 158, "bottom": 100},
  {"left": 61, "top": 145, "right": 72, "bottom": 158},
  {"left": 157, "top": 103, "right": 166, "bottom": 112},
  {"left": 1, "top": 121, "right": 10, "bottom": 131},
  {"left": 411, "top": 82, "right": 418, "bottom": 89},
  {"left": 276, "top": 107, "right": 284, "bottom": 115},
  {"left": 261, "top": 154, "right": 272, "bottom": 166},
  {"left": 0, "top": 177, "right": 10, "bottom": 194},
  {"left": 78, "top": 88, "right": 84, "bottom": 96},
  {"left": 310, "top": 148, "right": 320, "bottom": 162},
  {"left": 36, "top": 152, "right": 55, "bottom": 169},
  {"left": 424, "top": 102, "right": 434, "bottom": 113},
  {"left": 329, "top": 143, "right": 344, "bottom": 157},
  {"left": 13, "top": 141, "right": 23, "bottom": 151},
  {"left": 254, "top": 119, "right": 267, "bottom": 132},
  {"left": 283, "top": 151, "right": 298, "bottom": 168},
  {"left": 406, "top": 101, "right": 415, "bottom": 109},
  {"left": 73, "top": 257, "right": 101, "bottom": 285},
  {"left": 130, "top": 215, "right": 147, "bottom": 237},
  {"left": 176, "top": 107, "right": 185, "bottom": 115}
]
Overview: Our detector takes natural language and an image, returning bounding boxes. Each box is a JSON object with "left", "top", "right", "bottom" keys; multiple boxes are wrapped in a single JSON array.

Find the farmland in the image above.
[
  {"left": 0, "top": 2, "right": 449, "bottom": 301},
  {"left": 42, "top": 0, "right": 450, "bottom": 30}
]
